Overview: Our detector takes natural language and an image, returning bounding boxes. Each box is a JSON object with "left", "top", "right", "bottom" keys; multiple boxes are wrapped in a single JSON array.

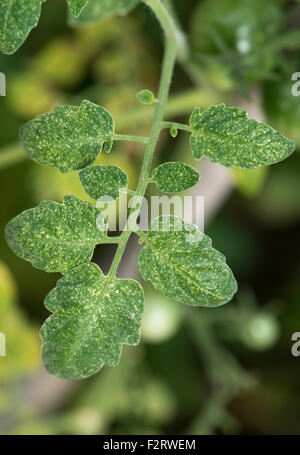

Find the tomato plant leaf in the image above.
[
  {"left": 152, "top": 162, "right": 200, "bottom": 193},
  {"left": 67, "top": 0, "right": 89, "bottom": 17},
  {"left": 41, "top": 262, "right": 144, "bottom": 380},
  {"left": 20, "top": 100, "right": 114, "bottom": 173},
  {"left": 0, "top": 0, "right": 45, "bottom": 54},
  {"left": 137, "top": 89, "right": 156, "bottom": 105},
  {"left": 79, "top": 165, "right": 128, "bottom": 201},
  {"left": 5, "top": 195, "right": 107, "bottom": 273},
  {"left": 69, "top": 0, "right": 139, "bottom": 26},
  {"left": 138, "top": 216, "right": 237, "bottom": 307},
  {"left": 190, "top": 104, "right": 295, "bottom": 169}
]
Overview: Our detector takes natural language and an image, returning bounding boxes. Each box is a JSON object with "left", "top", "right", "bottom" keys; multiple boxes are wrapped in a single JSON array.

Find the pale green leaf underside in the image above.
[
  {"left": 152, "top": 162, "right": 200, "bottom": 193},
  {"left": 190, "top": 104, "right": 295, "bottom": 169},
  {"left": 5, "top": 196, "right": 107, "bottom": 274},
  {"left": 138, "top": 216, "right": 237, "bottom": 307},
  {"left": 79, "top": 164, "right": 128, "bottom": 201},
  {"left": 67, "top": 0, "right": 89, "bottom": 17},
  {"left": 20, "top": 100, "right": 114, "bottom": 173},
  {"left": 69, "top": 0, "right": 139, "bottom": 25},
  {"left": 41, "top": 263, "right": 144, "bottom": 380},
  {"left": 0, "top": 0, "right": 45, "bottom": 54},
  {"left": 137, "top": 89, "right": 156, "bottom": 105}
]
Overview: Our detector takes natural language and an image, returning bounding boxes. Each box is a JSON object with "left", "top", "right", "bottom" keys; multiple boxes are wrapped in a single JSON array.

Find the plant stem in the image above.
[
  {"left": 117, "top": 87, "right": 221, "bottom": 130},
  {"left": 161, "top": 121, "right": 191, "bottom": 132},
  {"left": 102, "top": 237, "right": 122, "bottom": 244},
  {"left": 0, "top": 144, "right": 25, "bottom": 169},
  {"left": 112, "top": 134, "right": 149, "bottom": 144},
  {"left": 108, "top": 0, "right": 178, "bottom": 278}
]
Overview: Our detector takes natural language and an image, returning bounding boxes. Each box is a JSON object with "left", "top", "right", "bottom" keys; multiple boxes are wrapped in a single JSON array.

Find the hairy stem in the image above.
[
  {"left": 0, "top": 144, "right": 25, "bottom": 168},
  {"left": 112, "top": 134, "right": 149, "bottom": 144},
  {"left": 108, "top": 0, "right": 178, "bottom": 278}
]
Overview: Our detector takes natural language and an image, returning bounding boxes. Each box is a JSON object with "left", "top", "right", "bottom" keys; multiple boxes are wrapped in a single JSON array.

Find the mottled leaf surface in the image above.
[
  {"left": 152, "top": 162, "right": 200, "bottom": 193},
  {"left": 190, "top": 104, "right": 295, "bottom": 169},
  {"left": 69, "top": 0, "right": 139, "bottom": 25},
  {"left": 79, "top": 165, "right": 128, "bottom": 201},
  {"left": 139, "top": 216, "right": 237, "bottom": 307},
  {"left": 0, "top": 0, "right": 45, "bottom": 54},
  {"left": 41, "top": 263, "right": 144, "bottom": 380},
  {"left": 67, "top": 0, "right": 89, "bottom": 17},
  {"left": 20, "top": 100, "right": 114, "bottom": 173},
  {"left": 5, "top": 196, "right": 107, "bottom": 273}
]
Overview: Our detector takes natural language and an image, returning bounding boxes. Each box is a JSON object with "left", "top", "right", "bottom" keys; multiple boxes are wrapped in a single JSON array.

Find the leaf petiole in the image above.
[
  {"left": 160, "top": 121, "right": 191, "bottom": 132},
  {"left": 112, "top": 134, "right": 149, "bottom": 145}
]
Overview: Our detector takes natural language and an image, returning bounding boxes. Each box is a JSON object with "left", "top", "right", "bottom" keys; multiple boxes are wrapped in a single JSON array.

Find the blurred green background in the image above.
[{"left": 0, "top": 0, "right": 300, "bottom": 435}]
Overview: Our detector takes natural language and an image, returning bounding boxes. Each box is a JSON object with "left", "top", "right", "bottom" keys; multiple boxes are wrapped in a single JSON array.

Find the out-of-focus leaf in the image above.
[
  {"left": 255, "top": 158, "right": 300, "bottom": 226},
  {"left": 264, "top": 79, "right": 300, "bottom": 147},
  {"left": 41, "top": 263, "right": 144, "bottom": 380},
  {"left": 138, "top": 216, "right": 237, "bottom": 307},
  {"left": 232, "top": 167, "right": 268, "bottom": 198},
  {"left": 152, "top": 162, "right": 200, "bottom": 193},
  {"left": 5, "top": 196, "right": 107, "bottom": 273},
  {"left": 69, "top": 0, "right": 139, "bottom": 26},
  {"left": 7, "top": 72, "right": 62, "bottom": 118},
  {"left": 190, "top": 0, "right": 284, "bottom": 83},
  {"left": 190, "top": 104, "right": 295, "bottom": 169},
  {"left": 20, "top": 101, "right": 114, "bottom": 173},
  {"left": 0, "top": 0, "right": 45, "bottom": 54},
  {"left": 0, "top": 262, "right": 40, "bottom": 381},
  {"left": 32, "top": 38, "right": 88, "bottom": 88},
  {"left": 67, "top": 0, "right": 89, "bottom": 17}
]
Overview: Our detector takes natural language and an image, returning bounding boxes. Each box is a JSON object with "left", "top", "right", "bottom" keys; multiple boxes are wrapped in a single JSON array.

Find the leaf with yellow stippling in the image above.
[
  {"left": 20, "top": 100, "right": 114, "bottom": 173},
  {"left": 5, "top": 196, "right": 107, "bottom": 273},
  {"left": 138, "top": 216, "right": 237, "bottom": 307},
  {"left": 0, "top": 0, "right": 45, "bottom": 54},
  {"left": 79, "top": 165, "right": 128, "bottom": 201},
  {"left": 41, "top": 263, "right": 144, "bottom": 380},
  {"left": 190, "top": 104, "right": 295, "bottom": 169},
  {"left": 152, "top": 162, "right": 200, "bottom": 193}
]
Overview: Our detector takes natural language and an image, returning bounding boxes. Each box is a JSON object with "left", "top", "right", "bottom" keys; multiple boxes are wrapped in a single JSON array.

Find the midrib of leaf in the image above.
[
  {"left": 55, "top": 274, "right": 113, "bottom": 375},
  {"left": 147, "top": 238, "right": 226, "bottom": 301}
]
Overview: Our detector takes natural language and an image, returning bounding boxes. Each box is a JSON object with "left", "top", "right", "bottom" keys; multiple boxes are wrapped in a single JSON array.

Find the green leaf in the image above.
[
  {"left": 0, "top": 0, "right": 45, "bottom": 54},
  {"left": 137, "top": 89, "right": 156, "bottom": 105},
  {"left": 20, "top": 100, "right": 114, "bottom": 173},
  {"left": 152, "top": 162, "right": 200, "bottom": 193},
  {"left": 138, "top": 216, "right": 237, "bottom": 307},
  {"left": 41, "top": 262, "right": 144, "bottom": 380},
  {"left": 67, "top": 0, "right": 89, "bottom": 17},
  {"left": 5, "top": 196, "right": 107, "bottom": 273},
  {"left": 69, "top": 0, "right": 139, "bottom": 26},
  {"left": 170, "top": 126, "right": 178, "bottom": 138},
  {"left": 79, "top": 164, "right": 128, "bottom": 201},
  {"left": 190, "top": 104, "right": 295, "bottom": 169}
]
